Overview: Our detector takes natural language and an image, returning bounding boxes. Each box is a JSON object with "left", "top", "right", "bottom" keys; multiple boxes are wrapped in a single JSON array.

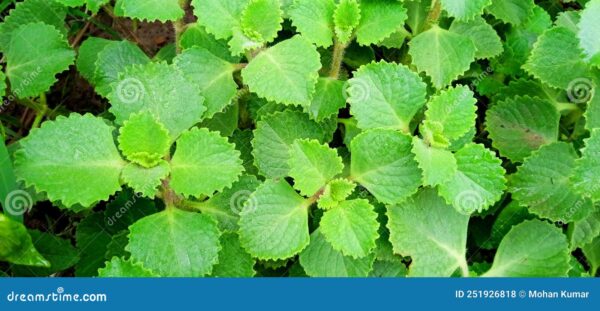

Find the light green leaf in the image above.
[
  {"left": 212, "top": 232, "right": 256, "bottom": 277},
  {"left": 228, "top": 27, "right": 263, "bottom": 56},
  {"left": 569, "top": 207, "right": 600, "bottom": 250},
  {"left": 320, "top": 199, "right": 379, "bottom": 258},
  {"left": 0, "top": 214, "right": 49, "bottom": 267},
  {"left": 333, "top": 0, "right": 361, "bottom": 44},
  {"left": 305, "top": 78, "right": 346, "bottom": 121},
  {"left": 5, "top": 22, "right": 75, "bottom": 98},
  {"left": 299, "top": 229, "right": 375, "bottom": 277},
  {"left": 348, "top": 61, "right": 427, "bottom": 132},
  {"left": 98, "top": 257, "right": 155, "bottom": 277},
  {"left": 573, "top": 129, "right": 600, "bottom": 201},
  {"left": 510, "top": 142, "right": 592, "bottom": 223},
  {"left": 387, "top": 188, "right": 470, "bottom": 277},
  {"left": 179, "top": 23, "right": 240, "bottom": 62},
  {"left": 252, "top": 110, "right": 328, "bottom": 178},
  {"left": 238, "top": 180, "right": 310, "bottom": 260},
  {"left": 411, "top": 137, "right": 457, "bottom": 187},
  {"left": 486, "top": 0, "right": 534, "bottom": 25},
  {"left": 174, "top": 47, "right": 237, "bottom": 118},
  {"left": 440, "top": 0, "right": 491, "bottom": 21},
  {"left": 15, "top": 114, "right": 125, "bottom": 208},
  {"left": 12, "top": 230, "right": 79, "bottom": 276},
  {"left": 486, "top": 96, "right": 560, "bottom": 162},
  {"left": 351, "top": 129, "right": 422, "bottom": 205},
  {"left": 438, "top": 144, "right": 506, "bottom": 214},
  {"left": 578, "top": 0, "right": 600, "bottom": 67},
  {"left": 118, "top": 112, "right": 170, "bottom": 168},
  {"left": 523, "top": 27, "right": 590, "bottom": 90},
  {"left": 240, "top": 0, "right": 282, "bottom": 43},
  {"left": 93, "top": 40, "right": 150, "bottom": 97},
  {"left": 583, "top": 237, "right": 600, "bottom": 275},
  {"left": 288, "top": 139, "right": 343, "bottom": 196},
  {"left": 107, "top": 62, "right": 206, "bottom": 140},
  {"left": 449, "top": 16, "right": 503, "bottom": 59},
  {"left": 0, "top": 71, "right": 5, "bottom": 97},
  {"left": 355, "top": 0, "right": 408, "bottom": 46},
  {"left": 170, "top": 128, "right": 243, "bottom": 198},
  {"left": 76, "top": 37, "right": 113, "bottom": 84},
  {"left": 423, "top": 85, "right": 477, "bottom": 143},
  {"left": 409, "top": 25, "right": 476, "bottom": 89},
  {"left": 288, "top": 0, "right": 336, "bottom": 48},
  {"left": 317, "top": 178, "right": 356, "bottom": 210},
  {"left": 192, "top": 0, "right": 248, "bottom": 39},
  {"left": 586, "top": 90, "right": 600, "bottom": 131},
  {"left": 114, "top": 0, "right": 184, "bottom": 22},
  {"left": 484, "top": 220, "right": 570, "bottom": 277},
  {"left": 127, "top": 209, "right": 221, "bottom": 277},
  {"left": 242, "top": 36, "right": 321, "bottom": 107},
  {"left": 121, "top": 161, "right": 170, "bottom": 198}
]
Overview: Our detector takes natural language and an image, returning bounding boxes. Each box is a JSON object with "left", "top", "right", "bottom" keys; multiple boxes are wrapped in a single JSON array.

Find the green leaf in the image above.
[
  {"left": 0, "top": 214, "right": 49, "bottom": 267},
  {"left": 288, "top": 0, "right": 336, "bottom": 48},
  {"left": 170, "top": 128, "right": 243, "bottom": 198},
  {"left": 5, "top": 22, "right": 75, "bottom": 98},
  {"left": 411, "top": 137, "right": 457, "bottom": 187},
  {"left": 192, "top": 0, "right": 248, "bottom": 40},
  {"left": 127, "top": 209, "right": 221, "bottom": 277},
  {"left": 583, "top": 237, "right": 600, "bottom": 275},
  {"left": 569, "top": 207, "right": 600, "bottom": 250},
  {"left": 240, "top": 0, "right": 282, "bottom": 43},
  {"left": 93, "top": 40, "right": 150, "bottom": 97},
  {"left": 438, "top": 144, "right": 506, "bottom": 214},
  {"left": 333, "top": 0, "right": 361, "bottom": 44},
  {"left": 0, "top": 139, "right": 19, "bottom": 222},
  {"left": 121, "top": 161, "right": 170, "bottom": 198},
  {"left": 0, "top": 0, "right": 67, "bottom": 52},
  {"left": 242, "top": 36, "right": 321, "bottom": 107},
  {"left": 409, "top": 25, "right": 476, "bottom": 89},
  {"left": 586, "top": 90, "right": 600, "bottom": 131},
  {"left": 299, "top": 229, "right": 375, "bottom": 277},
  {"left": 288, "top": 139, "right": 343, "bottom": 196},
  {"left": 486, "top": 96, "right": 560, "bottom": 162},
  {"left": 523, "top": 27, "right": 590, "bottom": 90},
  {"left": 387, "top": 189, "right": 469, "bottom": 277},
  {"left": 76, "top": 37, "right": 112, "bottom": 84},
  {"left": 578, "top": 0, "right": 600, "bottom": 67},
  {"left": 107, "top": 62, "right": 206, "bottom": 140},
  {"left": 238, "top": 180, "right": 310, "bottom": 260},
  {"left": 252, "top": 110, "right": 328, "bottom": 178},
  {"left": 103, "top": 190, "right": 158, "bottom": 233},
  {"left": 369, "top": 257, "right": 407, "bottom": 277},
  {"left": 179, "top": 23, "right": 240, "bottom": 63},
  {"left": 320, "top": 199, "right": 379, "bottom": 258},
  {"left": 484, "top": 220, "right": 570, "bottom": 277},
  {"left": 348, "top": 61, "right": 427, "bottom": 132},
  {"left": 573, "top": 129, "right": 600, "bottom": 201},
  {"left": 305, "top": 78, "right": 347, "bottom": 121},
  {"left": 350, "top": 129, "right": 422, "bottom": 205},
  {"left": 317, "top": 178, "right": 356, "bottom": 210},
  {"left": 449, "top": 16, "right": 503, "bottom": 59},
  {"left": 355, "top": 0, "right": 408, "bottom": 46},
  {"left": 86, "top": 0, "right": 110, "bottom": 14},
  {"left": 423, "top": 85, "right": 477, "bottom": 143},
  {"left": 15, "top": 114, "right": 125, "bottom": 208},
  {"left": 440, "top": 0, "right": 491, "bottom": 21},
  {"left": 487, "top": 201, "right": 535, "bottom": 249},
  {"left": 98, "top": 257, "right": 156, "bottom": 277},
  {"left": 174, "top": 47, "right": 237, "bottom": 118},
  {"left": 486, "top": 0, "right": 534, "bottom": 25},
  {"left": 12, "top": 230, "right": 79, "bottom": 276},
  {"left": 228, "top": 27, "right": 263, "bottom": 56},
  {"left": 114, "top": 0, "right": 184, "bottom": 22},
  {"left": 118, "top": 112, "right": 170, "bottom": 168},
  {"left": 212, "top": 232, "right": 256, "bottom": 277},
  {"left": 75, "top": 213, "right": 113, "bottom": 276},
  {"left": 510, "top": 142, "right": 592, "bottom": 223}
]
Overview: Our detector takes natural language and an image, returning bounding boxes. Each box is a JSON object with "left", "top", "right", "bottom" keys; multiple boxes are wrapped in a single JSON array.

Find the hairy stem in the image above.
[
  {"left": 329, "top": 40, "right": 348, "bottom": 79},
  {"left": 425, "top": 0, "right": 442, "bottom": 29}
]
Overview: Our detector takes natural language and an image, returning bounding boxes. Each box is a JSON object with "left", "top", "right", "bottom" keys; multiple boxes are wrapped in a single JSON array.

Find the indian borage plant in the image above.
[{"left": 0, "top": 0, "right": 599, "bottom": 277}]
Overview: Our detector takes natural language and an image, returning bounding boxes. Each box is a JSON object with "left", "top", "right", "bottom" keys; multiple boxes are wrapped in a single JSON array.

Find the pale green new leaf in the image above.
[
  {"left": 240, "top": 0, "right": 282, "bottom": 43},
  {"left": 320, "top": 199, "right": 379, "bottom": 258},
  {"left": 578, "top": 0, "right": 600, "bottom": 67},
  {"left": 238, "top": 180, "right": 310, "bottom": 260},
  {"left": 98, "top": 257, "right": 155, "bottom": 277},
  {"left": 299, "top": 229, "right": 375, "bottom": 277},
  {"left": 107, "top": 62, "right": 206, "bottom": 140},
  {"left": 121, "top": 161, "right": 170, "bottom": 198},
  {"left": 0, "top": 214, "right": 49, "bottom": 267},
  {"left": 5, "top": 22, "right": 75, "bottom": 98},
  {"left": 288, "top": 139, "right": 343, "bottom": 196},
  {"left": 387, "top": 189, "right": 469, "bottom": 277},
  {"left": 486, "top": 0, "right": 534, "bottom": 25},
  {"left": 174, "top": 47, "right": 237, "bottom": 118},
  {"left": 118, "top": 112, "right": 170, "bottom": 168},
  {"left": 333, "top": 0, "right": 360, "bottom": 44},
  {"left": 572, "top": 129, "right": 600, "bottom": 201},
  {"left": 228, "top": 27, "right": 263, "bottom": 56},
  {"left": 355, "top": 0, "right": 408, "bottom": 46},
  {"left": 438, "top": 144, "right": 506, "bottom": 214},
  {"left": 409, "top": 26, "right": 476, "bottom": 89},
  {"left": 423, "top": 85, "right": 477, "bottom": 142},
  {"left": 351, "top": 129, "right": 422, "bottom": 205},
  {"left": 115, "top": 0, "right": 184, "bottom": 22},
  {"left": 440, "top": 0, "right": 491, "bottom": 21},
  {"left": 317, "top": 178, "right": 356, "bottom": 210},
  {"left": 510, "top": 142, "right": 592, "bottom": 223},
  {"left": 484, "top": 220, "right": 570, "bottom": 277},
  {"left": 288, "top": 0, "right": 336, "bottom": 48},
  {"left": 93, "top": 40, "right": 150, "bottom": 97},
  {"left": 15, "top": 114, "right": 125, "bottom": 207},
  {"left": 192, "top": 0, "right": 248, "bottom": 39},
  {"left": 486, "top": 96, "right": 559, "bottom": 162},
  {"left": 449, "top": 16, "right": 503, "bottom": 59},
  {"left": 348, "top": 61, "right": 427, "bottom": 132},
  {"left": 242, "top": 36, "right": 321, "bottom": 107},
  {"left": 411, "top": 137, "right": 457, "bottom": 187},
  {"left": 212, "top": 232, "right": 256, "bottom": 277},
  {"left": 170, "top": 128, "right": 243, "bottom": 198},
  {"left": 128, "top": 209, "right": 221, "bottom": 277},
  {"left": 179, "top": 23, "right": 240, "bottom": 63}
]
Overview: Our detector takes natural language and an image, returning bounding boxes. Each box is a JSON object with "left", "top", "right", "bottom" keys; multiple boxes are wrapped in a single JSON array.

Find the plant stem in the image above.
[
  {"left": 329, "top": 40, "right": 348, "bottom": 79},
  {"left": 174, "top": 0, "right": 189, "bottom": 53},
  {"left": 31, "top": 93, "right": 48, "bottom": 129},
  {"left": 425, "top": 0, "right": 442, "bottom": 29}
]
